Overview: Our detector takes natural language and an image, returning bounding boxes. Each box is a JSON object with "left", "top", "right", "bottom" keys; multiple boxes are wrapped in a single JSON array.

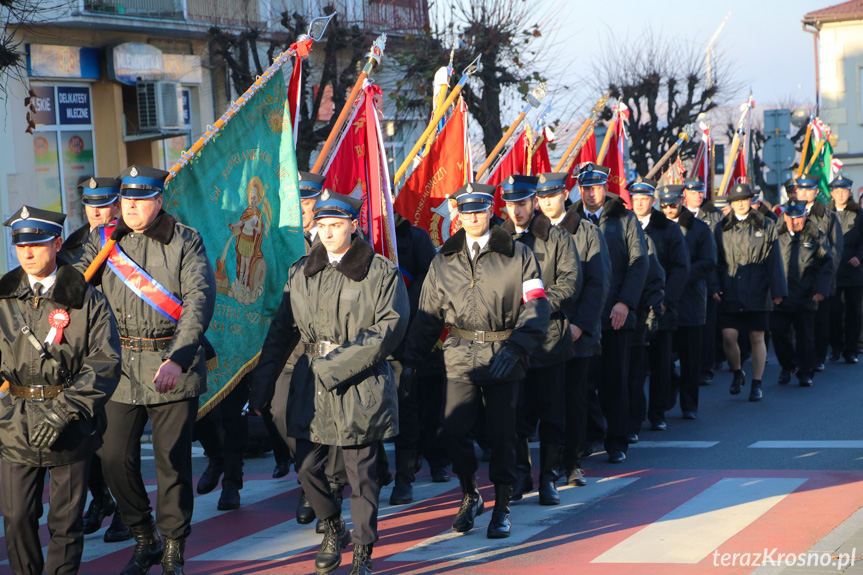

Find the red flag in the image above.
[
  {"left": 722, "top": 145, "right": 748, "bottom": 196},
  {"left": 485, "top": 131, "right": 529, "bottom": 217},
  {"left": 565, "top": 129, "right": 597, "bottom": 192},
  {"left": 532, "top": 137, "right": 552, "bottom": 175},
  {"left": 322, "top": 82, "right": 397, "bottom": 261},
  {"left": 286, "top": 54, "right": 302, "bottom": 146},
  {"left": 602, "top": 116, "right": 630, "bottom": 208},
  {"left": 393, "top": 98, "right": 471, "bottom": 247}
]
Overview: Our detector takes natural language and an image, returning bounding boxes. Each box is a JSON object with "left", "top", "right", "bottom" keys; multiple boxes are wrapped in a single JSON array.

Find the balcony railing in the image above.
[
  {"left": 187, "top": 0, "right": 260, "bottom": 27},
  {"left": 82, "top": 0, "right": 261, "bottom": 26},
  {"left": 277, "top": 0, "right": 428, "bottom": 34},
  {"left": 83, "top": 0, "right": 184, "bottom": 20}
]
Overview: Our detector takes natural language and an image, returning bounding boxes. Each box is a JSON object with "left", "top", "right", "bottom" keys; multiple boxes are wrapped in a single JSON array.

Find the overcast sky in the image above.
[{"left": 545, "top": 0, "right": 822, "bottom": 110}]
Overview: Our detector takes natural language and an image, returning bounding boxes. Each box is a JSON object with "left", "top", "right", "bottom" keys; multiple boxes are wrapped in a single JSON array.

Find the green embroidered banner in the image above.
[{"left": 163, "top": 67, "right": 303, "bottom": 416}]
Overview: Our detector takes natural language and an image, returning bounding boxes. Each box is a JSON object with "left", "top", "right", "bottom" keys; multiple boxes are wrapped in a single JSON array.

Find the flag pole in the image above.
[
  {"left": 312, "top": 33, "right": 388, "bottom": 174},
  {"left": 554, "top": 93, "right": 608, "bottom": 172},
  {"left": 393, "top": 54, "right": 481, "bottom": 187},
  {"left": 646, "top": 120, "right": 699, "bottom": 179},
  {"left": 475, "top": 81, "right": 548, "bottom": 181},
  {"left": 717, "top": 96, "right": 752, "bottom": 197},
  {"left": 596, "top": 104, "right": 621, "bottom": 165},
  {"left": 796, "top": 121, "right": 813, "bottom": 179},
  {"left": 803, "top": 138, "right": 826, "bottom": 175}
]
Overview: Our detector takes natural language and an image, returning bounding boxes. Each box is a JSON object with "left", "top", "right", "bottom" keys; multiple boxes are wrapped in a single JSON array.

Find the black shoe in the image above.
[
  {"left": 315, "top": 517, "right": 350, "bottom": 575},
  {"left": 698, "top": 374, "right": 712, "bottom": 386},
  {"left": 567, "top": 468, "right": 587, "bottom": 487},
  {"left": 538, "top": 444, "right": 562, "bottom": 505},
  {"left": 431, "top": 466, "right": 451, "bottom": 483},
  {"left": 487, "top": 484, "right": 511, "bottom": 538},
  {"left": 161, "top": 537, "right": 185, "bottom": 575},
  {"left": 798, "top": 376, "right": 813, "bottom": 387},
  {"left": 452, "top": 475, "right": 484, "bottom": 533},
  {"left": 508, "top": 472, "right": 534, "bottom": 502},
  {"left": 830, "top": 351, "right": 842, "bottom": 362},
  {"left": 845, "top": 353, "right": 859, "bottom": 364},
  {"left": 778, "top": 370, "right": 792, "bottom": 385},
  {"left": 296, "top": 491, "right": 316, "bottom": 525},
  {"left": 815, "top": 362, "right": 826, "bottom": 372},
  {"left": 389, "top": 479, "right": 413, "bottom": 505},
  {"left": 651, "top": 421, "right": 667, "bottom": 431},
  {"left": 608, "top": 450, "right": 626, "bottom": 464},
  {"left": 682, "top": 411, "right": 697, "bottom": 420},
  {"left": 104, "top": 512, "right": 133, "bottom": 543},
  {"left": 626, "top": 433, "right": 639, "bottom": 444},
  {"left": 348, "top": 543, "right": 373, "bottom": 575},
  {"left": 749, "top": 380, "right": 763, "bottom": 402},
  {"left": 730, "top": 370, "right": 745, "bottom": 395},
  {"left": 197, "top": 459, "right": 224, "bottom": 495},
  {"left": 83, "top": 496, "right": 116, "bottom": 535},
  {"left": 119, "top": 519, "right": 163, "bottom": 575},
  {"left": 390, "top": 448, "right": 417, "bottom": 505},
  {"left": 272, "top": 461, "right": 291, "bottom": 479},
  {"left": 218, "top": 482, "right": 241, "bottom": 510}
]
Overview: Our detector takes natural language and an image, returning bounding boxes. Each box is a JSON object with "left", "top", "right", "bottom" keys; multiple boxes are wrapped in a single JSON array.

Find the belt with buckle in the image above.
[
  {"left": 448, "top": 328, "right": 512, "bottom": 344},
  {"left": 120, "top": 336, "right": 173, "bottom": 352},
  {"left": 304, "top": 341, "right": 338, "bottom": 358},
  {"left": 9, "top": 384, "right": 63, "bottom": 401}
]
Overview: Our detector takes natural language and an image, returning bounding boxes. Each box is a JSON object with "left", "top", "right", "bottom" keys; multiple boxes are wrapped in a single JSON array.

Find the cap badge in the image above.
[
  {"left": 466, "top": 184, "right": 473, "bottom": 194},
  {"left": 539, "top": 174, "right": 547, "bottom": 183},
  {"left": 89, "top": 178, "right": 97, "bottom": 189},
  {"left": 21, "top": 206, "right": 29, "bottom": 219},
  {"left": 507, "top": 176, "right": 515, "bottom": 184},
  {"left": 321, "top": 190, "right": 330, "bottom": 201},
  {"left": 130, "top": 166, "right": 139, "bottom": 178}
]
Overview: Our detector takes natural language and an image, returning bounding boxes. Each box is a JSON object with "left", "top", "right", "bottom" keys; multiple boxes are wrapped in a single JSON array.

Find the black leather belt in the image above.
[
  {"left": 304, "top": 341, "right": 338, "bottom": 357},
  {"left": 9, "top": 384, "right": 63, "bottom": 401},
  {"left": 120, "top": 336, "right": 172, "bottom": 352},
  {"left": 448, "top": 328, "right": 512, "bottom": 343}
]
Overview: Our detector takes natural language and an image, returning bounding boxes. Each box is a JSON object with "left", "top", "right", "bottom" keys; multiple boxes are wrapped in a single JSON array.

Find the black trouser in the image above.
[
  {"left": 815, "top": 299, "right": 831, "bottom": 364},
  {"left": 292, "top": 439, "right": 379, "bottom": 545},
  {"left": 417, "top": 371, "right": 449, "bottom": 470},
  {"left": 771, "top": 310, "right": 816, "bottom": 378},
  {"left": 444, "top": 378, "right": 518, "bottom": 487},
  {"left": 647, "top": 330, "right": 672, "bottom": 426},
  {"left": 674, "top": 325, "right": 703, "bottom": 414},
  {"left": 563, "top": 356, "right": 592, "bottom": 472},
  {"left": 598, "top": 329, "right": 632, "bottom": 453},
  {"left": 830, "top": 286, "right": 863, "bottom": 356},
  {"left": 100, "top": 398, "right": 197, "bottom": 539},
  {"left": 0, "top": 458, "right": 90, "bottom": 575},
  {"left": 389, "top": 360, "right": 419, "bottom": 450},
  {"left": 517, "top": 363, "right": 565, "bottom": 444},
  {"left": 585, "top": 357, "right": 606, "bottom": 448},
  {"left": 628, "top": 343, "right": 647, "bottom": 436},
  {"left": 700, "top": 297, "right": 719, "bottom": 378},
  {"left": 195, "top": 383, "right": 249, "bottom": 489},
  {"left": 88, "top": 453, "right": 110, "bottom": 497}
]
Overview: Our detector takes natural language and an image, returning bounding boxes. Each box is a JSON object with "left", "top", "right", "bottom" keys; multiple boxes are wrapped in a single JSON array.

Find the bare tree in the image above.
[{"left": 589, "top": 28, "right": 742, "bottom": 177}]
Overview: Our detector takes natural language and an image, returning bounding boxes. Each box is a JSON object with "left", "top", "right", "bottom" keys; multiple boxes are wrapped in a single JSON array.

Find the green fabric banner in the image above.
[
  {"left": 804, "top": 138, "right": 834, "bottom": 205},
  {"left": 163, "top": 67, "right": 303, "bottom": 416}
]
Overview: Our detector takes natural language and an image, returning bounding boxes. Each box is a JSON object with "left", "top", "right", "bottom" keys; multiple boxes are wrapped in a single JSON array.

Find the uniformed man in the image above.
[
  {"left": 827, "top": 174, "right": 863, "bottom": 363},
  {"left": 629, "top": 180, "right": 690, "bottom": 432},
  {"left": 659, "top": 186, "right": 718, "bottom": 419},
  {"left": 501, "top": 175, "right": 581, "bottom": 505},
  {"left": 752, "top": 187, "right": 779, "bottom": 221},
  {"left": 683, "top": 178, "right": 722, "bottom": 227},
  {"left": 714, "top": 195, "right": 732, "bottom": 217},
  {"left": 75, "top": 165, "right": 217, "bottom": 575},
  {"left": 783, "top": 178, "right": 799, "bottom": 202},
  {"left": 300, "top": 171, "right": 325, "bottom": 250},
  {"left": 573, "top": 163, "right": 648, "bottom": 463},
  {"left": 797, "top": 177, "right": 843, "bottom": 371},
  {"left": 402, "top": 183, "right": 551, "bottom": 538},
  {"left": 771, "top": 200, "right": 833, "bottom": 386},
  {"left": 0, "top": 206, "right": 120, "bottom": 575},
  {"left": 714, "top": 184, "right": 787, "bottom": 402},
  {"left": 61, "top": 177, "right": 121, "bottom": 265},
  {"left": 536, "top": 172, "right": 611, "bottom": 487},
  {"left": 249, "top": 190, "right": 408, "bottom": 575}
]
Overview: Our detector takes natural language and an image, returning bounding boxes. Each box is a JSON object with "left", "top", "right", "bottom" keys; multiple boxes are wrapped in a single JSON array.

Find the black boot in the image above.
[
  {"left": 316, "top": 483, "right": 345, "bottom": 534},
  {"left": 315, "top": 516, "right": 350, "bottom": 575},
  {"left": 749, "top": 379, "right": 763, "bottom": 402},
  {"left": 218, "top": 453, "right": 243, "bottom": 510},
  {"left": 389, "top": 448, "right": 417, "bottom": 505},
  {"left": 119, "top": 519, "right": 163, "bottom": 575},
  {"left": 538, "top": 444, "right": 562, "bottom": 506},
  {"left": 161, "top": 537, "right": 185, "bottom": 575},
  {"left": 451, "top": 475, "right": 484, "bottom": 533},
  {"left": 729, "top": 370, "right": 745, "bottom": 395},
  {"left": 196, "top": 457, "right": 224, "bottom": 495},
  {"left": 348, "top": 543, "right": 373, "bottom": 575},
  {"left": 104, "top": 511, "right": 133, "bottom": 543},
  {"left": 508, "top": 438, "right": 533, "bottom": 502},
  {"left": 218, "top": 481, "right": 241, "bottom": 510},
  {"left": 487, "top": 484, "right": 512, "bottom": 539},
  {"left": 296, "top": 490, "right": 316, "bottom": 525},
  {"left": 83, "top": 493, "right": 116, "bottom": 534}
]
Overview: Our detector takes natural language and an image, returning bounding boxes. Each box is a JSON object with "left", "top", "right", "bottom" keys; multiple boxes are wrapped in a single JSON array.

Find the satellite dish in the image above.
[{"left": 790, "top": 107, "right": 809, "bottom": 128}]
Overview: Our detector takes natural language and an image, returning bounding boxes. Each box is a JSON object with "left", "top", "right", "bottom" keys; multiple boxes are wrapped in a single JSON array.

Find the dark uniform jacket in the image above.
[
  {"left": 827, "top": 200, "right": 863, "bottom": 288},
  {"left": 693, "top": 201, "right": 723, "bottom": 227},
  {"left": 574, "top": 196, "right": 648, "bottom": 331},
  {"left": 774, "top": 219, "right": 834, "bottom": 312},
  {"left": 634, "top": 236, "right": 666, "bottom": 346},
  {"left": 716, "top": 209, "right": 787, "bottom": 313},
  {"left": 555, "top": 209, "right": 611, "bottom": 357},
  {"left": 502, "top": 212, "right": 581, "bottom": 367},
  {"left": 404, "top": 225, "right": 551, "bottom": 384},
  {"left": 757, "top": 202, "right": 779, "bottom": 221},
  {"left": 0, "top": 266, "right": 120, "bottom": 466},
  {"left": 808, "top": 201, "right": 844, "bottom": 295},
  {"left": 674, "top": 209, "right": 718, "bottom": 327},
  {"left": 75, "top": 211, "right": 216, "bottom": 404},
  {"left": 252, "top": 236, "right": 409, "bottom": 447},
  {"left": 641, "top": 210, "right": 690, "bottom": 330},
  {"left": 59, "top": 223, "right": 91, "bottom": 265}
]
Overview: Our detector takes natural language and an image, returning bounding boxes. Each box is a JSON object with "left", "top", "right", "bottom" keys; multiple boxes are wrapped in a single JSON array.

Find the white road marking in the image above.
[
  {"left": 630, "top": 441, "right": 720, "bottom": 448},
  {"left": 749, "top": 441, "right": 863, "bottom": 449}
]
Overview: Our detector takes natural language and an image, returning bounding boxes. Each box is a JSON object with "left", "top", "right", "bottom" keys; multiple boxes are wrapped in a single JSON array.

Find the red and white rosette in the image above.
[{"left": 46, "top": 309, "right": 70, "bottom": 345}]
